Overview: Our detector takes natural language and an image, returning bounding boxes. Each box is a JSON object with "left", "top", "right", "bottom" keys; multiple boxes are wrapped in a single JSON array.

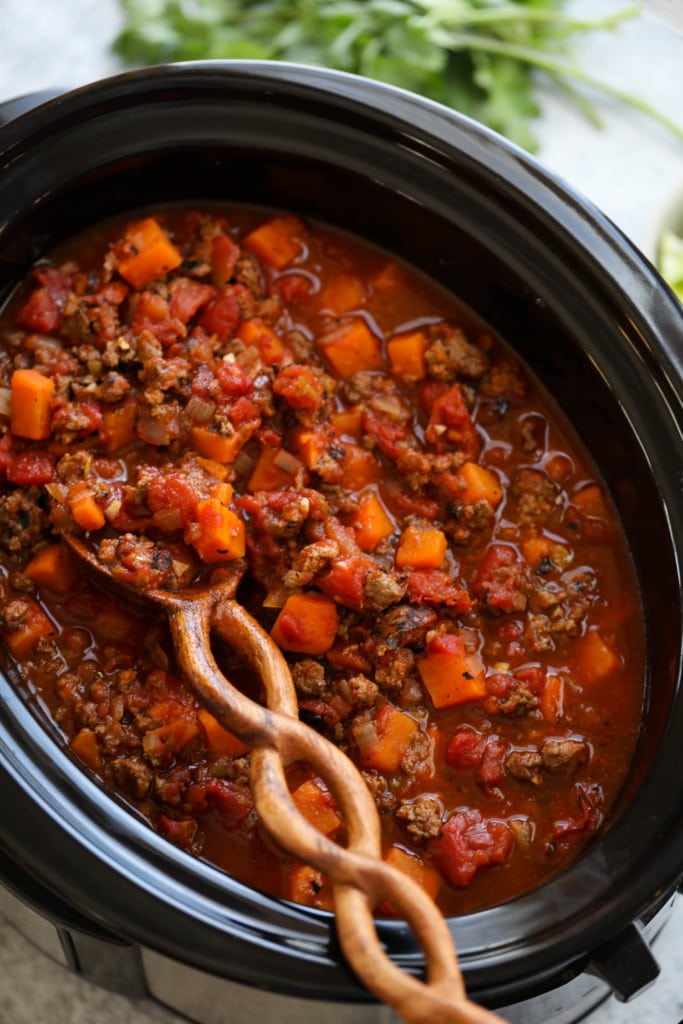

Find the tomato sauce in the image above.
[{"left": 0, "top": 206, "right": 644, "bottom": 916}]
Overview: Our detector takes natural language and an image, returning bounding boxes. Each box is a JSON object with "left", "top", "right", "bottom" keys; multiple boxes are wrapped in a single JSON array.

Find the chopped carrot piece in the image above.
[
  {"left": 243, "top": 215, "right": 303, "bottom": 269},
  {"left": 418, "top": 634, "right": 487, "bottom": 709},
  {"left": 210, "top": 482, "right": 234, "bottom": 505},
  {"left": 383, "top": 846, "right": 441, "bottom": 905},
  {"left": 99, "top": 399, "right": 137, "bottom": 454},
  {"left": 521, "top": 535, "right": 572, "bottom": 570},
  {"left": 247, "top": 447, "right": 303, "bottom": 491},
  {"left": 10, "top": 368, "right": 54, "bottom": 441},
  {"left": 116, "top": 217, "right": 182, "bottom": 289},
  {"left": 573, "top": 483, "right": 609, "bottom": 519},
  {"left": 287, "top": 863, "right": 334, "bottom": 911},
  {"left": 318, "top": 272, "right": 366, "bottom": 315},
  {"left": 352, "top": 491, "right": 394, "bottom": 552},
  {"left": 540, "top": 675, "right": 564, "bottom": 723},
  {"left": 451, "top": 462, "right": 503, "bottom": 508},
  {"left": 340, "top": 443, "right": 381, "bottom": 490},
  {"left": 291, "top": 778, "right": 343, "bottom": 837},
  {"left": 355, "top": 704, "right": 419, "bottom": 773},
  {"left": 24, "top": 543, "right": 77, "bottom": 596},
  {"left": 198, "top": 707, "right": 250, "bottom": 757},
  {"left": 195, "top": 456, "right": 229, "bottom": 481},
  {"left": 70, "top": 493, "right": 106, "bottom": 532},
  {"left": 331, "top": 406, "right": 364, "bottom": 440},
  {"left": 576, "top": 630, "right": 622, "bottom": 682},
  {"left": 545, "top": 454, "right": 573, "bottom": 482},
  {"left": 271, "top": 592, "right": 339, "bottom": 656},
  {"left": 289, "top": 425, "right": 336, "bottom": 472},
  {"left": 319, "top": 318, "right": 383, "bottom": 379},
  {"left": 387, "top": 330, "right": 427, "bottom": 382},
  {"left": 191, "top": 426, "right": 243, "bottom": 465},
  {"left": 395, "top": 525, "right": 448, "bottom": 569},
  {"left": 1, "top": 598, "right": 55, "bottom": 658},
  {"left": 142, "top": 718, "right": 202, "bottom": 760},
  {"left": 71, "top": 728, "right": 102, "bottom": 771},
  {"left": 236, "top": 317, "right": 289, "bottom": 364},
  {"left": 190, "top": 499, "right": 245, "bottom": 563}
]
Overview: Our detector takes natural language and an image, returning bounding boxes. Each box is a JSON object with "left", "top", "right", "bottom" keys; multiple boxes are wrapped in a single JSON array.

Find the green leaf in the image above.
[
  {"left": 658, "top": 230, "right": 683, "bottom": 303},
  {"left": 112, "top": 0, "right": 683, "bottom": 153}
]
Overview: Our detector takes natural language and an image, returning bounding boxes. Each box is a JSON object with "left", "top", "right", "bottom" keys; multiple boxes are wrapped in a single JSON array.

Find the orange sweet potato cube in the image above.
[{"left": 319, "top": 318, "right": 383, "bottom": 379}]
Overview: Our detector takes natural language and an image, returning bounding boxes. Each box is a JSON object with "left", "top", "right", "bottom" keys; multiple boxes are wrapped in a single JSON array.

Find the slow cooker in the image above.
[{"left": 1, "top": 63, "right": 682, "bottom": 1024}]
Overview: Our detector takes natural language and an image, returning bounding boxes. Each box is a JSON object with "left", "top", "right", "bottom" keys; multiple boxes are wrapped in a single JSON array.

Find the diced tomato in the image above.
[
  {"left": 16, "top": 288, "right": 61, "bottom": 333},
  {"left": 471, "top": 543, "right": 530, "bottom": 613},
  {"left": 425, "top": 382, "right": 479, "bottom": 459},
  {"left": 362, "top": 411, "right": 409, "bottom": 459},
  {"left": 146, "top": 472, "right": 200, "bottom": 526},
  {"left": 211, "top": 234, "right": 241, "bottom": 286},
  {"left": 272, "top": 273, "right": 313, "bottom": 303},
  {"left": 430, "top": 809, "right": 513, "bottom": 887},
  {"left": 6, "top": 450, "right": 55, "bottom": 485},
  {"left": 445, "top": 727, "right": 487, "bottom": 771},
  {"left": 169, "top": 279, "right": 215, "bottom": 323},
  {"left": 203, "top": 778, "right": 253, "bottom": 828},
  {"left": 316, "top": 556, "right": 373, "bottom": 609},
  {"left": 0, "top": 435, "right": 14, "bottom": 476},
  {"left": 273, "top": 364, "right": 328, "bottom": 411},
  {"left": 199, "top": 286, "right": 242, "bottom": 341},
  {"left": 479, "top": 735, "right": 508, "bottom": 792},
  {"left": 386, "top": 485, "right": 441, "bottom": 521},
  {"left": 325, "top": 643, "right": 372, "bottom": 673},
  {"left": 552, "top": 783, "right": 603, "bottom": 838},
  {"left": 215, "top": 360, "right": 253, "bottom": 398},
  {"left": 16, "top": 267, "right": 71, "bottom": 332},
  {"left": 157, "top": 814, "right": 198, "bottom": 850},
  {"left": 229, "top": 396, "right": 261, "bottom": 428},
  {"left": 406, "top": 569, "right": 472, "bottom": 611}
]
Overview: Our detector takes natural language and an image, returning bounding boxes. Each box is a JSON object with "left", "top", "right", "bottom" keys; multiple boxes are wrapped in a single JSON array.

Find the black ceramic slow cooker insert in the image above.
[{"left": 1, "top": 63, "right": 682, "bottom": 1024}]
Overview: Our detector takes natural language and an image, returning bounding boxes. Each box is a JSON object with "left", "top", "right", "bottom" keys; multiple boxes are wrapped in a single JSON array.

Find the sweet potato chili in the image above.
[{"left": 0, "top": 207, "right": 644, "bottom": 916}]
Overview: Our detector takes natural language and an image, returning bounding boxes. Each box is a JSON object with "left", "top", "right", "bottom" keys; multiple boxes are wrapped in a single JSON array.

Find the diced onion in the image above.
[
  {"left": 104, "top": 498, "right": 123, "bottom": 522},
  {"left": 137, "top": 415, "right": 172, "bottom": 446},
  {"left": 273, "top": 449, "right": 302, "bottom": 475},
  {"left": 171, "top": 559, "right": 193, "bottom": 583},
  {"left": 0, "top": 387, "right": 11, "bottom": 417},
  {"left": 509, "top": 818, "right": 534, "bottom": 849},
  {"left": 152, "top": 507, "right": 184, "bottom": 532},
  {"left": 233, "top": 451, "right": 255, "bottom": 477},
  {"left": 184, "top": 522, "right": 201, "bottom": 543},
  {"left": 262, "top": 584, "right": 290, "bottom": 609},
  {"left": 368, "top": 393, "right": 410, "bottom": 422},
  {"left": 45, "top": 482, "right": 68, "bottom": 503},
  {"left": 185, "top": 395, "right": 216, "bottom": 424},
  {"left": 352, "top": 717, "right": 379, "bottom": 756}
]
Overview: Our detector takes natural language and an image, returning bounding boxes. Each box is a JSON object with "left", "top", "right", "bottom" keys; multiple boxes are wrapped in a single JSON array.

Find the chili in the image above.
[{"left": 0, "top": 206, "right": 644, "bottom": 916}]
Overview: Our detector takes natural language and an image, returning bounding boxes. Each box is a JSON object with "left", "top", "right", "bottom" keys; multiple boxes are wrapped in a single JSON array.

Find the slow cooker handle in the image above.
[
  {"left": 0, "top": 90, "right": 62, "bottom": 128},
  {"left": 588, "top": 921, "right": 660, "bottom": 1001}
]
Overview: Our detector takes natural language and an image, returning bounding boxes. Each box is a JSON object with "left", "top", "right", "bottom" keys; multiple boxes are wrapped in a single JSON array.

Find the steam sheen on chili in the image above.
[{"left": 0, "top": 207, "right": 644, "bottom": 916}]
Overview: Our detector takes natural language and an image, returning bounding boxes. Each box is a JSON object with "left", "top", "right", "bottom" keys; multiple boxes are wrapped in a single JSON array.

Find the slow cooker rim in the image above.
[{"left": 1, "top": 61, "right": 682, "bottom": 1004}]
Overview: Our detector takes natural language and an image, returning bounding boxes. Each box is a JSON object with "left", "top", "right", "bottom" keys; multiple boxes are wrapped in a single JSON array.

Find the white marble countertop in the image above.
[{"left": 1, "top": 1, "right": 683, "bottom": 1022}]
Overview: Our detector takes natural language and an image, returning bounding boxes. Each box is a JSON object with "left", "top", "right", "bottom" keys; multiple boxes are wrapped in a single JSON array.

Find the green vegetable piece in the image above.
[
  {"left": 112, "top": 0, "right": 683, "bottom": 153},
  {"left": 658, "top": 230, "right": 683, "bottom": 303}
]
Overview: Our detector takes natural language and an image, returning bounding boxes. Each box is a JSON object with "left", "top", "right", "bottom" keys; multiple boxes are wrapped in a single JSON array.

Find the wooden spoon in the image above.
[{"left": 61, "top": 529, "right": 507, "bottom": 1024}]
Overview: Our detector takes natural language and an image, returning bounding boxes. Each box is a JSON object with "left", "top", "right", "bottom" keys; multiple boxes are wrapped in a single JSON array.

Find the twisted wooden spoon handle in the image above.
[{"left": 165, "top": 590, "right": 506, "bottom": 1024}]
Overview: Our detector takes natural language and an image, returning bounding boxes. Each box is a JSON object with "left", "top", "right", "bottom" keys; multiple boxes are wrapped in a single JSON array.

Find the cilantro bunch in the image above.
[{"left": 113, "top": 0, "right": 683, "bottom": 152}]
